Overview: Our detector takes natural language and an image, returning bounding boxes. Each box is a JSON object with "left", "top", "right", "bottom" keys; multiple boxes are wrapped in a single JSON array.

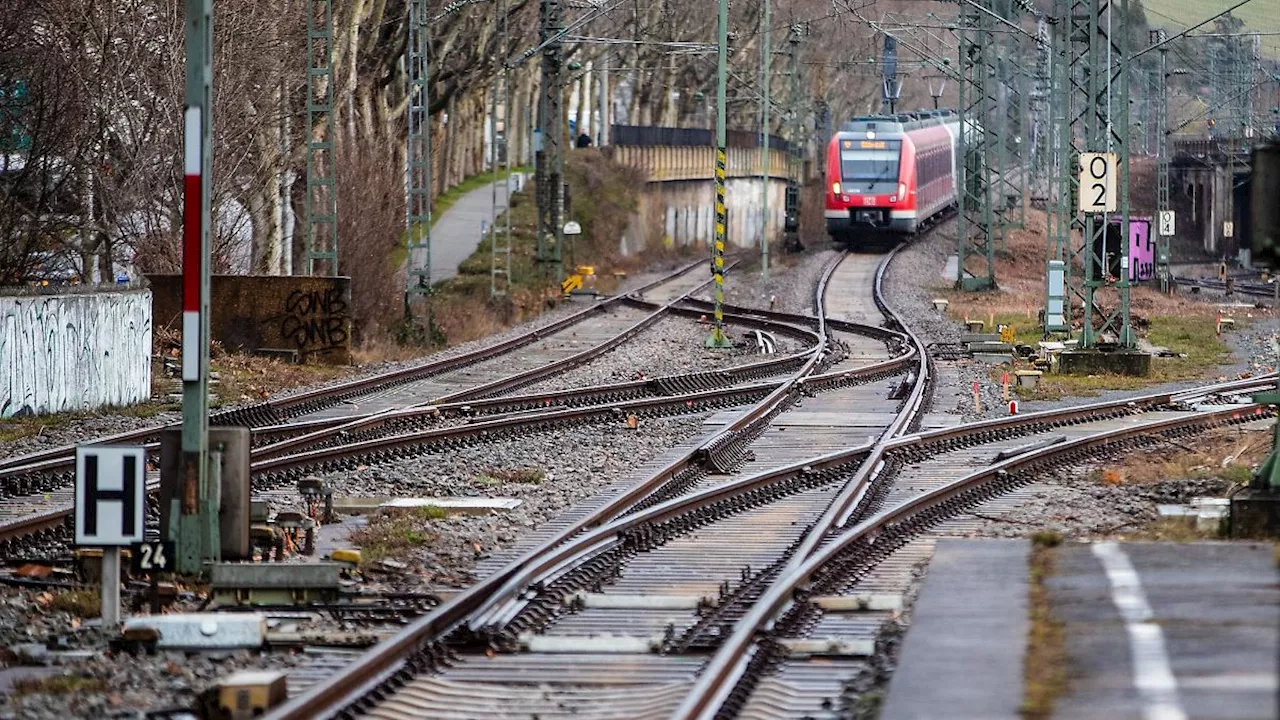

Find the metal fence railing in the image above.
[{"left": 609, "top": 124, "right": 796, "bottom": 155}]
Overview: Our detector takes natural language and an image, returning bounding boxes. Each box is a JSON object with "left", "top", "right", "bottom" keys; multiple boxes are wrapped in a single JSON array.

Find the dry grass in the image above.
[
  {"left": 1021, "top": 540, "right": 1067, "bottom": 720},
  {"left": 958, "top": 216, "right": 1244, "bottom": 397},
  {"left": 942, "top": 208, "right": 1247, "bottom": 327},
  {"left": 348, "top": 506, "right": 447, "bottom": 567},
  {"left": 48, "top": 588, "right": 100, "bottom": 617},
  {"left": 1085, "top": 427, "right": 1267, "bottom": 487},
  {"left": 12, "top": 674, "right": 106, "bottom": 697},
  {"left": 210, "top": 354, "right": 349, "bottom": 405},
  {"left": 1131, "top": 517, "right": 1222, "bottom": 542}
]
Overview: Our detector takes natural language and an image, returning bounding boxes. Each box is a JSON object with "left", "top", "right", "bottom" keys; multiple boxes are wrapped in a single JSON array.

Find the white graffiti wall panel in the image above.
[{"left": 0, "top": 290, "right": 152, "bottom": 418}]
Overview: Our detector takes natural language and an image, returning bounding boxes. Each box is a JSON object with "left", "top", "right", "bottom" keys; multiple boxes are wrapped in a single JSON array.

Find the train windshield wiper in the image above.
[{"left": 866, "top": 164, "right": 893, "bottom": 188}]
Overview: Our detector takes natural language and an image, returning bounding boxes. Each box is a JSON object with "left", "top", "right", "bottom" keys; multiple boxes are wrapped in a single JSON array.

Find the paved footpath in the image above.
[
  {"left": 881, "top": 539, "right": 1278, "bottom": 720},
  {"left": 427, "top": 174, "right": 526, "bottom": 286},
  {"left": 1051, "top": 541, "right": 1278, "bottom": 720},
  {"left": 881, "top": 538, "right": 1031, "bottom": 720}
]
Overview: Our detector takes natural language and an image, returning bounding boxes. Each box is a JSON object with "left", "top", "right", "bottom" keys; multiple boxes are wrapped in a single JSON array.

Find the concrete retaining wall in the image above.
[
  {"left": 625, "top": 177, "right": 789, "bottom": 252},
  {"left": 148, "top": 275, "right": 352, "bottom": 365},
  {"left": 609, "top": 145, "right": 794, "bottom": 251},
  {"left": 0, "top": 289, "right": 153, "bottom": 418}
]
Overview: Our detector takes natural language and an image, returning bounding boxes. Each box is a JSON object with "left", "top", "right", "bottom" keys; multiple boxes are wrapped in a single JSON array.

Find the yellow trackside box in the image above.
[{"left": 215, "top": 670, "right": 287, "bottom": 719}]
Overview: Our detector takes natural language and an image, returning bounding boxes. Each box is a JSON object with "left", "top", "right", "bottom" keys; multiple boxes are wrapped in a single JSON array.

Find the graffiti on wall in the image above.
[
  {"left": 263, "top": 287, "right": 350, "bottom": 355},
  {"left": 0, "top": 290, "right": 152, "bottom": 418},
  {"left": 1129, "top": 217, "right": 1154, "bottom": 283}
]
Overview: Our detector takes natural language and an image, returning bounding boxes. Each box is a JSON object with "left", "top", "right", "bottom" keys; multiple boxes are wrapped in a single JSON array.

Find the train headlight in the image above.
[
  {"left": 831, "top": 181, "right": 841, "bottom": 195},
  {"left": 898, "top": 182, "right": 906, "bottom": 200}
]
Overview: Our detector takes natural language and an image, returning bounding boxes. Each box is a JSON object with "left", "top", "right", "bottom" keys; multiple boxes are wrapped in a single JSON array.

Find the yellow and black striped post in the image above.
[{"left": 706, "top": 0, "right": 732, "bottom": 348}]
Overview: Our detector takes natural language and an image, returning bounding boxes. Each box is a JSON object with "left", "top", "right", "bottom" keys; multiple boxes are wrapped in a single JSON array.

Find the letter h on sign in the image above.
[{"left": 75, "top": 447, "right": 146, "bottom": 546}]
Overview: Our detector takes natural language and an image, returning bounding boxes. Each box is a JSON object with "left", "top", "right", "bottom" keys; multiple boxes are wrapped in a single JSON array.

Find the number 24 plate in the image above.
[{"left": 130, "top": 540, "right": 176, "bottom": 573}]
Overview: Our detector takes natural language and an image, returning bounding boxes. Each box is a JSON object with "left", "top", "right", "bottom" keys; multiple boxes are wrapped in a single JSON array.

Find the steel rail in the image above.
[
  {"left": 448, "top": 368, "right": 1277, "bottom": 623},
  {"left": 0, "top": 258, "right": 713, "bottom": 476},
  {"left": 776, "top": 246, "right": 931, "bottom": 586},
  {"left": 261, "top": 250, "right": 872, "bottom": 720},
  {"left": 263, "top": 247, "right": 1273, "bottom": 719},
  {"left": 677, "top": 396, "right": 1273, "bottom": 719},
  {"left": 250, "top": 301, "right": 823, "bottom": 460},
  {"left": 261, "top": 257, "right": 714, "bottom": 418},
  {"left": 1175, "top": 276, "right": 1277, "bottom": 299},
  {"left": 248, "top": 379, "right": 788, "bottom": 477},
  {"left": 0, "top": 303, "right": 877, "bottom": 545}
]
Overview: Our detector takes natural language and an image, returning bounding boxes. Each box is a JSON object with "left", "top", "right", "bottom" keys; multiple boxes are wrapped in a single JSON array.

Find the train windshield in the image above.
[{"left": 839, "top": 139, "right": 901, "bottom": 186}]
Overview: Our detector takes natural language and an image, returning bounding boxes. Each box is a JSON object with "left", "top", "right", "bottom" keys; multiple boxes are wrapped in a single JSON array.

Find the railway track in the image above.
[
  {"left": 264, "top": 245, "right": 1276, "bottom": 720},
  {"left": 0, "top": 261, "right": 862, "bottom": 551},
  {"left": 1176, "top": 275, "right": 1277, "bottom": 300},
  {"left": 1, "top": 261, "right": 791, "bottom": 546},
  {"left": 682, "top": 375, "right": 1273, "bottom": 719},
  {"left": 262, "top": 249, "right": 923, "bottom": 718},
  {"left": 0, "top": 259, "right": 711, "bottom": 475}
]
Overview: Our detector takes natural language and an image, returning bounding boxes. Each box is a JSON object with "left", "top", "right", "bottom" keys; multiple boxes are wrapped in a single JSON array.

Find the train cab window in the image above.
[{"left": 840, "top": 140, "right": 902, "bottom": 187}]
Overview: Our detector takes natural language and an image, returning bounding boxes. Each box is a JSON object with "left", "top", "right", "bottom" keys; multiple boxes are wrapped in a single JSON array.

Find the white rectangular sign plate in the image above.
[
  {"left": 1078, "top": 152, "right": 1118, "bottom": 213},
  {"left": 75, "top": 446, "right": 146, "bottom": 546}
]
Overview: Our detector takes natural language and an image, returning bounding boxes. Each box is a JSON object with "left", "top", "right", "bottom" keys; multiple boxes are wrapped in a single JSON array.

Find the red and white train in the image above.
[{"left": 824, "top": 110, "right": 961, "bottom": 243}]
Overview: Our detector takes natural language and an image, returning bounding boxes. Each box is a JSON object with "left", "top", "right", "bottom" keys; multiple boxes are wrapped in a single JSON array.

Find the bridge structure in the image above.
[
  {"left": 1172, "top": 136, "right": 1255, "bottom": 261},
  {"left": 602, "top": 124, "right": 804, "bottom": 252}
]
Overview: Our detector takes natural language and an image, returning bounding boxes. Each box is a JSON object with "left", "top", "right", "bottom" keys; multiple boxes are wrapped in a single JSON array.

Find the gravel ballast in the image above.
[{"left": 313, "top": 414, "right": 710, "bottom": 587}]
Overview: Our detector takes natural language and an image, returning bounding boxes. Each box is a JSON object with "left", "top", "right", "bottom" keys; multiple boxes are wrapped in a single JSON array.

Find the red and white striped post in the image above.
[
  {"left": 174, "top": 0, "right": 213, "bottom": 576},
  {"left": 182, "top": 106, "right": 203, "bottom": 384}
]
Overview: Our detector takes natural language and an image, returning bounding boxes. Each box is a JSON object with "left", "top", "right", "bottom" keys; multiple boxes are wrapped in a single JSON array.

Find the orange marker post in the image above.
[
  {"left": 1002, "top": 371, "right": 1010, "bottom": 402},
  {"left": 972, "top": 381, "right": 981, "bottom": 413}
]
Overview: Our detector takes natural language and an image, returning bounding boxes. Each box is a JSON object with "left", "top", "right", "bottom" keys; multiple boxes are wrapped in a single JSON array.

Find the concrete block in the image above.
[
  {"left": 972, "top": 353, "right": 1014, "bottom": 365},
  {"left": 1231, "top": 487, "right": 1280, "bottom": 538},
  {"left": 778, "top": 637, "right": 875, "bottom": 657},
  {"left": 211, "top": 562, "right": 341, "bottom": 589},
  {"left": 379, "top": 497, "right": 523, "bottom": 515},
  {"left": 1059, "top": 349, "right": 1151, "bottom": 377},
  {"left": 1015, "top": 370, "right": 1043, "bottom": 388},
  {"left": 211, "top": 562, "right": 342, "bottom": 606},
  {"left": 213, "top": 671, "right": 288, "bottom": 717},
  {"left": 960, "top": 333, "right": 1001, "bottom": 344},
  {"left": 563, "top": 592, "right": 715, "bottom": 610},
  {"left": 122, "top": 613, "right": 265, "bottom": 650},
  {"left": 518, "top": 634, "right": 661, "bottom": 653},
  {"left": 967, "top": 341, "right": 1014, "bottom": 353}
]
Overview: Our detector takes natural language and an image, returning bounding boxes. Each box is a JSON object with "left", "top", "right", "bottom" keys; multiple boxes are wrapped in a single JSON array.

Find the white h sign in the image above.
[
  {"left": 1078, "top": 152, "right": 1118, "bottom": 213},
  {"left": 1158, "top": 210, "right": 1175, "bottom": 237},
  {"left": 75, "top": 446, "right": 146, "bottom": 546}
]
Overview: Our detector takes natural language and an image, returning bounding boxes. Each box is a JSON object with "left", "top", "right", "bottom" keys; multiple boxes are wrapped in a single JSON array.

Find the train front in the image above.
[{"left": 824, "top": 124, "right": 909, "bottom": 243}]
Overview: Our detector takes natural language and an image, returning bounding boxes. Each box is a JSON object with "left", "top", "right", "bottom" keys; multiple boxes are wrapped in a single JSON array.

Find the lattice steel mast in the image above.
[
  {"left": 1069, "top": 0, "right": 1134, "bottom": 348},
  {"left": 1154, "top": 29, "right": 1173, "bottom": 292},
  {"left": 406, "top": 0, "right": 432, "bottom": 314},
  {"left": 305, "top": 0, "right": 338, "bottom": 275},
  {"left": 490, "top": 0, "right": 513, "bottom": 298},
  {"left": 956, "top": 1, "right": 998, "bottom": 291}
]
